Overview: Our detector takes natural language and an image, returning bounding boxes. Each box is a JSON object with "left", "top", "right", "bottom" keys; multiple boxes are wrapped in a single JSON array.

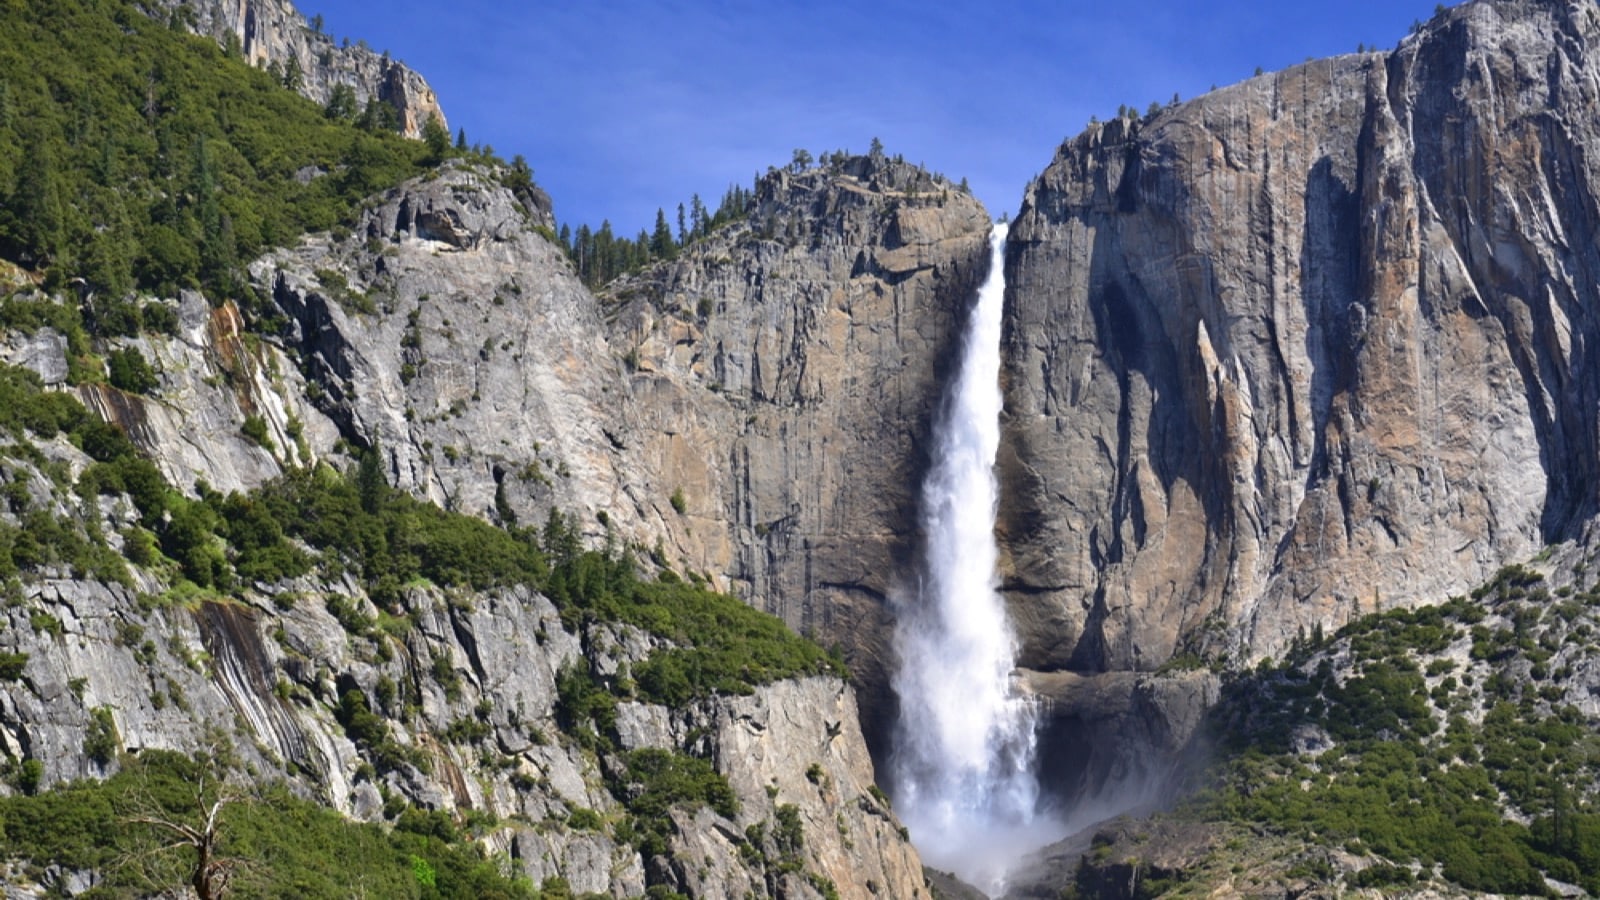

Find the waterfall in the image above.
[{"left": 891, "top": 222, "right": 1048, "bottom": 894}]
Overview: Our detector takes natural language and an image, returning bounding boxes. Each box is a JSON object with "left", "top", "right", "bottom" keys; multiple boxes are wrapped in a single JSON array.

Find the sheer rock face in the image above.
[
  {"left": 607, "top": 156, "right": 991, "bottom": 733},
  {"left": 84, "top": 292, "right": 335, "bottom": 496},
  {"left": 253, "top": 163, "right": 677, "bottom": 556},
  {"left": 0, "top": 158, "right": 971, "bottom": 895},
  {"left": 0, "top": 572, "right": 922, "bottom": 897},
  {"left": 1002, "top": 0, "right": 1600, "bottom": 677},
  {"left": 147, "top": 0, "right": 446, "bottom": 138},
  {"left": 32, "top": 157, "right": 991, "bottom": 726},
  {"left": 1022, "top": 668, "right": 1219, "bottom": 804}
]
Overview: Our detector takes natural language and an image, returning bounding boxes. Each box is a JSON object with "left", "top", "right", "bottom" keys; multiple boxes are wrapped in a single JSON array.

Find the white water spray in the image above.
[{"left": 891, "top": 223, "right": 1051, "bottom": 894}]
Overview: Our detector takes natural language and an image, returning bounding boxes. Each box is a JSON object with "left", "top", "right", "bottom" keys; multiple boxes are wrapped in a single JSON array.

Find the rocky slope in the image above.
[
  {"left": 2, "top": 161, "right": 635, "bottom": 549},
  {"left": 143, "top": 0, "right": 446, "bottom": 138},
  {"left": 0, "top": 158, "right": 950, "bottom": 898},
  {"left": 1003, "top": 0, "right": 1600, "bottom": 697},
  {"left": 0, "top": 569, "right": 922, "bottom": 897},
  {"left": 607, "top": 154, "right": 991, "bottom": 738},
  {"left": 255, "top": 162, "right": 665, "bottom": 546},
  {"left": 1016, "top": 532, "right": 1600, "bottom": 898}
]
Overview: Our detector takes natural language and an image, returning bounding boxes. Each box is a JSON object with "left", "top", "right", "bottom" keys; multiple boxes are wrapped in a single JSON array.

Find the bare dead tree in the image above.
[{"left": 119, "top": 748, "right": 254, "bottom": 900}]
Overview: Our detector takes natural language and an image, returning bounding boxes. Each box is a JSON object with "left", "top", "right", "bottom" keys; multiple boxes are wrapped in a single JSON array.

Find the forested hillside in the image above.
[
  {"left": 0, "top": 2, "right": 927, "bottom": 897},
  {"left": 0, "top": 0, "right": 452, "bottom": 309}
]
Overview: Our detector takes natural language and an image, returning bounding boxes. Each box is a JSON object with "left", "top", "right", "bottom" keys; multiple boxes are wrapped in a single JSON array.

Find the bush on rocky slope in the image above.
[
  {"left": 0, "top": 358, "right": 856, "bottom": 893},
  {"left": 1072, "top": 562, "right": 1600, "bottom": 897}
]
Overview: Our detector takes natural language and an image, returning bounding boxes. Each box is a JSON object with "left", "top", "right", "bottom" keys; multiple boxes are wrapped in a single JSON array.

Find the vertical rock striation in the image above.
[
  {"left": 608, "top": 155, "right": 991, "bottom": 739},
  {"left": 1002, "top": 0, "right": 1600, "bottom": 686}
]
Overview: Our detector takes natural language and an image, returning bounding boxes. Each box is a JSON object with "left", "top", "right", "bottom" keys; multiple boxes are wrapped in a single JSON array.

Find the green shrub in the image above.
[
  {"left": 106, "top": 347, "right": 157, "bottom": 394},
  {"left": 554, "top": 663, "right": 616, "bottom": 748},
  {"left": 15, "top": 757, "right": 43, "bottom": 794},
  {"left": 613, "top": 748, "right": 737, "bottom": 857},
  {"left": 240, "top": 414, "right": 272, "bottom": 450},
  {"left": 774, "top": 803, "right": 805, "bottom": 871},
  {"left": 0, "top": 363, "right": 87, "bottom": 438},
  {"left": 83, "top": 706, "right": 118, "bottom": 766},
  {"left": 0, "top": 651, "right": 28, "bottom": 680}
]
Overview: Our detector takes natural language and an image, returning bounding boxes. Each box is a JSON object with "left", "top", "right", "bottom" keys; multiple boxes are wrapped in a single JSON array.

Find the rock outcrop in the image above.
[
  {"left": 0, "top": 151, "right": 960, "bottom": 894},
  {"left": 0, "top": 564, "right": 923, "bottom": 895},
  {"left": 1002, "top": 0, "right": 1600, "bottom": 679},
  {"left": 608, "top": 154, "right": 991, "bottom": 738},
  {"left": 3, "top": 152, "right": 994, "bottom": 772},
  {"left": 1023, "top": 667, "right": 1218, "bottom": 805},
  {"left": 255, "top": 162, "right": 663, "bottom": 552},
  {"left": 145, "top": 0, "right": 446, "bottom": 138},
  {"left": 88, "top": 292, "right": 329, "bottom": 496}
]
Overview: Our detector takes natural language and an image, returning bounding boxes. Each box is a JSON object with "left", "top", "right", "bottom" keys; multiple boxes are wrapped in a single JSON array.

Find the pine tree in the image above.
[
  {"left": 574, "top": 224, "right": 593, "bottom": 282},
  {"left": 357, "top": 446, "right": 388, "bottom": 514},
  {"left": 324, "top": 83, "right": 356, "bottom": 121},
  {"left": 504, "top": 155, "right": 534, "bottom": 195},
  {"left": 690, "top": 194, "right": 707, "bottom": 238},
  {"left": 594, "top": 221, "right": 615, "bottom": 283},
  {"left": 357, "top": 96, "right": 397, "bottom": 132},
  {"left": 200, "top": 212, "right": 238, "bottom": 297},
  {"left": 82, "top": 192, "right": 135, "bottom": 300},
  {"left": 630, "top": 229, "right": 648, "bottom": 272},
  {"left": 455, "top": 127, "right": 467, "bottom": 151},
  {"left": 421, "top": 114, "right": 450, "bottom": 164},
  {"left": 11, "top": 126, "right": 64, "bottom": 264},
  {"left": 650, "top": 208, "right": 676, "bottom": 260},
  {"left": 541, "top": 509, "right": 581, "bottom": 567}
]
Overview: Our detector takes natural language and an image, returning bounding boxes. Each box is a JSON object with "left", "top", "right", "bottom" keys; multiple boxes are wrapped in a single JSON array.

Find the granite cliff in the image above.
[
  {"left": 607, "top": 153, "right": 991, "bottom": 741},
  {"left": 1001, "top": 0, "right": 1600, "bottom": 799},
  {"left": 14, "top": 0, "right": 1600, "bottom": 894},
  {"left": 0, "top": 150, "right": 950, "bottom": 893}
]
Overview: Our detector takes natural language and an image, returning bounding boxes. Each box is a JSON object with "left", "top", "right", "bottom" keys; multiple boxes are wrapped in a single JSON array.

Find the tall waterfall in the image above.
[{"left": 891, "top": 223, "right": 1047, "bottom": 893}]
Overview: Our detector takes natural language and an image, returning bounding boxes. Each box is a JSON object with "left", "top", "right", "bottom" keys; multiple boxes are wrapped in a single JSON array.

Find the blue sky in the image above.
[{"left": 307, "top": 1, "right": 1445, "bottom": 234}]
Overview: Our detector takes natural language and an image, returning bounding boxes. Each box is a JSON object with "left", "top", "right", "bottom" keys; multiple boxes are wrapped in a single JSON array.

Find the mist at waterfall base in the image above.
[{"left": 889, "top": 223, "right": 1063, "bottom": 893}]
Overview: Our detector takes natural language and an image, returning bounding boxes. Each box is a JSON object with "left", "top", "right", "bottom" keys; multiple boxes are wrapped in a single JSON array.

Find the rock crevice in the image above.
[{"left": 1003, "top": 0, "right": 1599, "bottom": 681}]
